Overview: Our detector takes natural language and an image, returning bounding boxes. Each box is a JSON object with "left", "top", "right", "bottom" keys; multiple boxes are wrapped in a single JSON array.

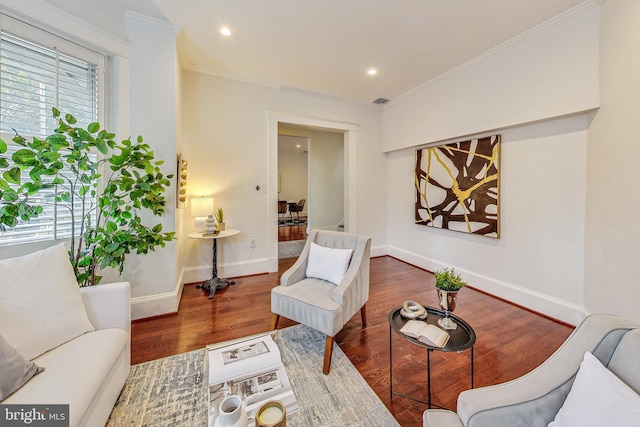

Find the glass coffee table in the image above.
[{"left": 388, "top": 305, "right": 476, "bottom": 409}]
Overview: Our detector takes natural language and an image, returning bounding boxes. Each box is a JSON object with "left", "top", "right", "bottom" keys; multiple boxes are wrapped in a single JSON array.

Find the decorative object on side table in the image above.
[
  {"left": 434, "top": 267, "right": 466, "bottom": 330},
  {"left": 400, "top": 300, "right": 427, "bottom": 320},
  {"left": 191, "top": 196, "right": 216, "bottom": 234},
  {"left": 215, "top": 206, "right": 226, "bottom": 231}
]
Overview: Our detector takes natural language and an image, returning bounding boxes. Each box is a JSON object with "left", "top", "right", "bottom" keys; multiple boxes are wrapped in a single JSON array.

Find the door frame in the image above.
[{"left": 267, "top": 112, "right": 357, "bottom": 272}]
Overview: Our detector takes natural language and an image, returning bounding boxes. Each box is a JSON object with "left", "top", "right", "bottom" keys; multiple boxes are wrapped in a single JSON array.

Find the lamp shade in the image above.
[{"left": 191, "top": 196, "right": 214, "bottom": 217}]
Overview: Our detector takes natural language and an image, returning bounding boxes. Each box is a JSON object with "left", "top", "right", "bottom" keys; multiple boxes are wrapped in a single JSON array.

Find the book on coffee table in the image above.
[
  {"left": 400, "top": 320, "right": 450, "bottom": 347},
  {"left": 207, "top": 333, "right": 298, "bottom": 427}
]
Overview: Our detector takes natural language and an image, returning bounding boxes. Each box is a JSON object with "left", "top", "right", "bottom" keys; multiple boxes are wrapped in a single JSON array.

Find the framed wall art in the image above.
[{"left": 415, "top": 134, "right": 501, "bottom": 238}]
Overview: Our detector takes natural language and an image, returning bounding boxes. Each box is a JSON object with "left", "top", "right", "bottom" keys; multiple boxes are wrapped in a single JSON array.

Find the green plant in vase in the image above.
[
  {"left": 0, "top": 108, "right": 175, "bottom": 286},
  {"left": 214, "top": 206, "right": 225, "bottom": 231},
  {"left": 434, "top": 267, "right": 466, "bottom": 330}
]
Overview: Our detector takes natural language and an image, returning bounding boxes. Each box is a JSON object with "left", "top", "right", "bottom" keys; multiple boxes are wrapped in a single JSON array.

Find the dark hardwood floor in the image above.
[
  {"left": 278, "top": 221, "right": 307, "bottom": 241},
  {"left": 131, "top": 256, "right": 573, "bottom": 426}
]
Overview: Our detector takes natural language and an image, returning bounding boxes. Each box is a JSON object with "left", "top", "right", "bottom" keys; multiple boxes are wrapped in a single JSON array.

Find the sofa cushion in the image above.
[
  {"left": 548, "top": 351, "right": 640, "bottom": 427},
  {"left": 271, "top": 278, "right": 342, "bottom": 336},
  {"left": 4, "top": 328, "right": 128, "bottom": 426},
  {"left": 306, "top": 241, "right": 353, "bottom": 285},
  {"left": 0, "top": 243, "right": 95, "bottom": 360},
  {"left": 0, "top": 331, "right": 44, "bottom": 401}
]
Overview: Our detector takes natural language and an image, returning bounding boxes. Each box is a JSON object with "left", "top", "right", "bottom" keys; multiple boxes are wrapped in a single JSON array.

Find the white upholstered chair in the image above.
[
  {"left": 423, "top": 314, "right": 640, "bottom": 427},
  {"left": 271, "top": 229, "right": 371, "bottom": 374}
]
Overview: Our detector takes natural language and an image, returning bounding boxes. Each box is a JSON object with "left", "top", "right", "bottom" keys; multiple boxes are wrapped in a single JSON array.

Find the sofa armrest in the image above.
[
  {"left": 333, "top": 235, "right": 371, "bottom": 319},
  {"left": 458, "top": 314, "right": 637, "bottom": 427},
  {"left": 280, "top": 231, "right": 316, "bottom": 286},
  {"left": 80, "top": 281, "right": 131, "bottom": 335},
  {"left": 423, "top": 410, "right": 465, "bottom": 427}
]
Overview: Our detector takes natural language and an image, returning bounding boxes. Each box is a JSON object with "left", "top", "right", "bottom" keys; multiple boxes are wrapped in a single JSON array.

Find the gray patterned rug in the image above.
[
  {"left": 107, "top": 325, "right": 399, "bottom": 427},
  {"left": 278, "top": 240, "right": 305, "bottom": 259}
]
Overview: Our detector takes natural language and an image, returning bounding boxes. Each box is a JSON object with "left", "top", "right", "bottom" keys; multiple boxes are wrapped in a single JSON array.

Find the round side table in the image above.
[{"left": 388, "top": 305, "right": 476, "bottom": 409}]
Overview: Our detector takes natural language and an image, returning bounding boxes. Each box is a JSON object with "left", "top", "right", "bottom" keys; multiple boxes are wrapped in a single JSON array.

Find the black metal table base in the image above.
[
  {"left": 197, "top": 277, "right": 235, "bottom": 299},
  {"left": 197, "top": 236, "right": 235, "bottom": 299}
]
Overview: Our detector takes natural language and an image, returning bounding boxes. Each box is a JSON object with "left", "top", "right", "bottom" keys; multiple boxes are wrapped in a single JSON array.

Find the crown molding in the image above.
[
  {"left": 182, "top": 62, "right": 283, "bottom": 89},
  {"left": 0, "top": 0, "right": 129, "bottom": 57},
  {"left": 125, "top": 10, "right": 181, "bottom": 36}
]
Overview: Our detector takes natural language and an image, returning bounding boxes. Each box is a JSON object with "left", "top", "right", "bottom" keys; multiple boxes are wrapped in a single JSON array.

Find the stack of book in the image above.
[{"left": 207, "top": 333, "right": 298, "bottom": 427}]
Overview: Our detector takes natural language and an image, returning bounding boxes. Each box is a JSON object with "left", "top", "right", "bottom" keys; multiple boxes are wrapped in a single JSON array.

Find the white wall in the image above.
[
  {"left": 584, "top": 0, "right": 640, "bottom": 322},
  {"left": 383, "top": 4, "right": 600, "bottom": 325},
  {"left": 387, "top": 116, "right": 589, "bottom": 324},
  {"left": 308, "top": 131, "right": 344, "bottom": 229},
  {"left": 382, "top": 3, "right": 599, "bottom": 152},
  {"left": 116, "top": 12, "right": 181, "bottom": 319},
  {"left": 181, "top": 74, "right": 385, "bottom": 283},
  {"left": 278, "top": 135, "right": 308, "bottom": 211}
]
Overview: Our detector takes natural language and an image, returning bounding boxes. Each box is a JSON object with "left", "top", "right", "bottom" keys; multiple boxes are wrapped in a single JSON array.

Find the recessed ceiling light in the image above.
[
  {"left": 220, "top": 27, "right": 231, "bottom": 36},
  {"left": 367, "top": 68, "right": 377, "bottom": 76}
]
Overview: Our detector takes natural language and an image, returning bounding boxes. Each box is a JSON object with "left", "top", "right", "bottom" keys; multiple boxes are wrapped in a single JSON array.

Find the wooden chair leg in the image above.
[
  {"left": 360, "top": 304, "right": 367, "bottom": 327},
  {"left": 323, "top": 336, "right": 334, "bottom": 375},
  {"left": 270, "top": 314, "right": 280, "bottom": 330}
]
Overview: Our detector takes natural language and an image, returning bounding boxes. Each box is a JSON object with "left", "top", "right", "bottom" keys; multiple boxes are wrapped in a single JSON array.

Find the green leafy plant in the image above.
[
  {"left": 0, "top": 108, "right": 175, "bottom": 286},
  {"left": 214, "top": 206, "right": 224, "bottom": 223},
  {"left": 434, "top": 267, "right": 466, "bottom": 292}
]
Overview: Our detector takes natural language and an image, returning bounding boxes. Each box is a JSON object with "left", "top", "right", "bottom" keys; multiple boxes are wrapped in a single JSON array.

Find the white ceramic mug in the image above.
[{"left": 214, "top": 395, "right": 247, "bottom": 427}]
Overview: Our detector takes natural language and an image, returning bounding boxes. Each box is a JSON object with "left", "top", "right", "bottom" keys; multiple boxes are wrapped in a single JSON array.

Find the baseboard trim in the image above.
[
  {"left": 387, "top": 245, "right": 589, "bottom": 326},
  {"left": 131, "top": 258, "right": 272, "bottom": 320},
  {"left": 131, "top": 269, "right": 184, "bottom": 320},
  {"left": 133, "top": 247, "right": 587, "bottom": 325}
]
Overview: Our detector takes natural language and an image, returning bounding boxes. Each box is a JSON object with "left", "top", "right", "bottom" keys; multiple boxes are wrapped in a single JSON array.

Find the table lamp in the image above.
[{"left": 191, "top": 196, "right": 216, "bottom": 234}]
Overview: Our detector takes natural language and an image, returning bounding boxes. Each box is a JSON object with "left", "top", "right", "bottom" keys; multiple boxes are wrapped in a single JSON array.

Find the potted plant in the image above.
[
  {"left": 434, "top": 267, "right": 466, "bottom": 330},
  {"left": 214, "top": 206, "right": 225, "bottom": 231},
  {"left": 0, "top": 108, "right": 175, "bottom": 286}
]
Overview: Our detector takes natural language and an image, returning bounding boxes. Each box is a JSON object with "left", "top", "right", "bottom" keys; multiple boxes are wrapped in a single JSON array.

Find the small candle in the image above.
[{"left": 258, "top": 406, "right": 282, "bottom": 424}]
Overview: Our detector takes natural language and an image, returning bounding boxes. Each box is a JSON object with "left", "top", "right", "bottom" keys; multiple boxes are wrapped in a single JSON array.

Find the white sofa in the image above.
[{"left": 0, "top": 244, "right": 131, "bottom": 427}]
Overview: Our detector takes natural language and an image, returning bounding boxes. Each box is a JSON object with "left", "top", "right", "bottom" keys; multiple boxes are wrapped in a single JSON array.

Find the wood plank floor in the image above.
[
  {"left": 278, "top": 222, "right": 307, "bottom": 241},
  {"left": 131, "top": 256, "right": 573, "bottom": 426}
]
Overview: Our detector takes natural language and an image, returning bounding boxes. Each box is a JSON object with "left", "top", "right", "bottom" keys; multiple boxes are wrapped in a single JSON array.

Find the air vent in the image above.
[{"left": 372, "top": 97, "right": 389, "bottom": 105}]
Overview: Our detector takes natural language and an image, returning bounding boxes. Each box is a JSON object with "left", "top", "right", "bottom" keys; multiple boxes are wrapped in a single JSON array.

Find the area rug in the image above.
[
  {"left": 278, "top": 220, "right": 307, "bottom": 227},
  {"left": 278, "top": 240, "right": 305, "bottom": 259},
  {"left": 107, "top": 325, "right": 399, "bottom": 427}
]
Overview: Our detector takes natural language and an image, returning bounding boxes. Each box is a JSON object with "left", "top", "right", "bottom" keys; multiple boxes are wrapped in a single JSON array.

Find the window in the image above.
[{"left": 0, "top": 15, "right": 104, "bottom": 247}]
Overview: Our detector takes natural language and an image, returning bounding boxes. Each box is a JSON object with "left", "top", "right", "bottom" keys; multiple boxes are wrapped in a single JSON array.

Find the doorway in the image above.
[{"left": 268, "top": 113, "right": 357, "bottom": 272}]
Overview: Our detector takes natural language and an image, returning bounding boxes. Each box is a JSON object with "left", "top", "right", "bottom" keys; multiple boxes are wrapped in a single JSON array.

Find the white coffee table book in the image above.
[{"left": 207, "top": 332, "right": 299, "bottom": 427}]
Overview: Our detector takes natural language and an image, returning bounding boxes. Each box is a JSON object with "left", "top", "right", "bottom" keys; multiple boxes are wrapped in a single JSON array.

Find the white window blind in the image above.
[
  {"left": 0, "top": 31, "right": 98, "bottom": 137},
  {"left": 0, "top": 22, "right": 102, "bottom": 247}
]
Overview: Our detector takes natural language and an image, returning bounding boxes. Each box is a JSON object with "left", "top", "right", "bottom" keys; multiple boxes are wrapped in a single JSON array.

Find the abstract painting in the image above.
[{"left": 415, "top": 135, "right": 500, "bottom": 238}]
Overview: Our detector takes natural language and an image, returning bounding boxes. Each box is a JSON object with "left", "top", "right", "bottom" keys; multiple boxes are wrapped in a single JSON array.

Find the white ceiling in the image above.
[{"left": 120, "top": 0, "right": 588, "bottom": 104}]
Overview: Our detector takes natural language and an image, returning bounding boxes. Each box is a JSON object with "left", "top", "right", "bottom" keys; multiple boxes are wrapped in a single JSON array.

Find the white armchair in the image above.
[
  {"left": 271, "top": 229, "right": 371, "bottom": 374},
  {"left": 423, "top": 314, "right": 640, "bottom": 427}
]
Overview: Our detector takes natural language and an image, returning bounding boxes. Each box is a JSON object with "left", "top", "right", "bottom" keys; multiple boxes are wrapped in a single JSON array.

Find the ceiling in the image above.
[{"left": 120, "top": 0, "right": 588, "bottom": 104}]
